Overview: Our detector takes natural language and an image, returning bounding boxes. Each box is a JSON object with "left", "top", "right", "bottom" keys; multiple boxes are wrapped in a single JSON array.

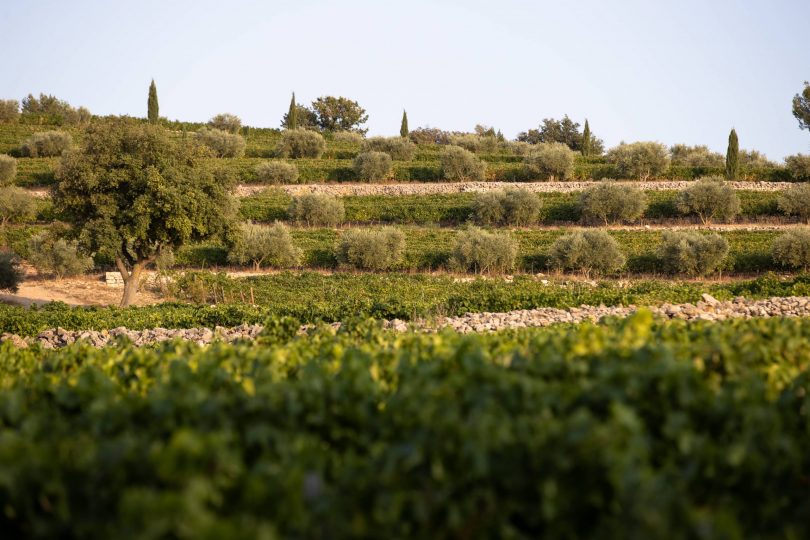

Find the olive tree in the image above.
[
  {"left": 606, "top": 142, "right": 670, "bottom": 180},
  {"left": 53, "top": 118, "right": 237, "bottom": 306},
  {"left": 675, "top": 177, "right": 740, "bottom": 224}
]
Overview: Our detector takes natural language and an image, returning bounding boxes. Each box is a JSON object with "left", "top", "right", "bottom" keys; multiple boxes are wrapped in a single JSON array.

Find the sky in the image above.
[{"left": 2, "top": 0, "right": 809, "bottom": 161}]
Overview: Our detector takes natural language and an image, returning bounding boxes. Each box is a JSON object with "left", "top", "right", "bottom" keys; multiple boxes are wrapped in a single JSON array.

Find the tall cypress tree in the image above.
[
  {"left": 581, "top": 119, "right": 591, "bottom": 157},
  {"left": 400, "top": 110, "right": 409, "bottom": 138},
  {"left": 147, "top": 80, "right": 159, "bottom": 124},
  {"left": 287, "top": 93, "right": 298, "bottom": 130},
  {"left": 726, "top": 128, "right": 739, "bottom": 180}
]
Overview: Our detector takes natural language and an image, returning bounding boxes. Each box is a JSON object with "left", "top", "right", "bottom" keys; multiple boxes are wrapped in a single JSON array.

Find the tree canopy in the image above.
[
  {"left": 794, "top": 81, "right": 810, "bottom": 131},
  {"left": 53, "top": 118, "right": 237, "bottom": 306},
  {"left": 312, "top": 96, "right": 368, "bottom": 133},
  {"left": 517, "top": 115, "right": 604, "bottom": 154}
]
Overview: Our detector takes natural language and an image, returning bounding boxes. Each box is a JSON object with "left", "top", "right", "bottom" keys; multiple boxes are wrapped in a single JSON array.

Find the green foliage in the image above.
[
  {"left": 20, "top": 93, "right": 90, "bottom": 125},
  {"left": 0, "top": 251, "right": 22, "bottom": 291},
  {"left": 282, "top": 104, "right": 317, "bottom": 131},
  {"left": 0, "top": 154, "right": 16, "bottom": 185},
  {"left": 147, "top": 80, "right": 159, "bottom": 123},
  {"left": 353, "top": 151, "right": 392, "bottom": 181},
  {"left": 670, "top": 144, "right": 724, "bottom": 167},
  {"left": 606, "top": 141, "right": 669, "bottom": 180},
  {"left": 772, "top": 229, "right": 810, "bottom": 271},
  {"left": 288, "top": 193, "right": 345, "bottom": 227},
  {"left": 361, "top": 136, "right": 416, "bottom": 160},
  {"left": 675, "top": 177, "right": 741, "bottom": 224},
  {"left": 195, "top": 127, "right": 246, "bottom": 158},
  {"left": 739, "top": 149, "right": 773, "bottom": 168},
  {"left": 207, "top": 113, "right": 242, "bottom": 133},
  {"left": 523, "top": 142, "right": 576, "bottom": 180},
  {"left": 400, "top": 110, "right": 409, "bottom": 137},
  {"left": 793, "top": 80, "right": 810, "bottom": 131},
  {"left": 578, "top": 182, "right": 648, "bottom": 225},
  {"left": 254, "top": 161, "right": 299, "bottom": 184},
  {"left": 53, "top": 117, "right": 237, "bottom": 305},
  {"left": 785, "top": 154, "right": 810, "bottom": 181},
  {"left": 27, "top": 232, "right": 94, "bottom": 279},
  {"left": 0, "top": 99, "right": 19, "bottom": 123},
  {"left": 0, "top": 186, "right": 36, "bottom": 227},
  {"left": 450, "top": 227, "right": 518, "bottom": 273},
  {"left": 778, "top": 183, "right": 810, "bottom": 222},
  {"left": 581, "top": 119, "right": 591, "bottom": 156},
  {"left": 286, "top": 92, "right": 297, "bottom": 129},
  {"left": 3, "top": 315, "right": 810, "bottom": 536},
  {"left": 409, "top": 127, "right": 450, "bottom": 145},
  {"left": 332, "top": 131, "right": 364, "bottom": 145},
  {"left": 472, "top": 189, "right": 540, "bottom": 226},
  {"left": 657, "top": 231, "right": 729, "bottom": 276},
  {"left": 726, "top": 128, "right": 739, "bottom": 180},
  {"left": 517, "top": 115, "right": 604, "bottom": 154},
  {"left": 336, "top": 228, "right": 405, "bottom": 270},
  {"left": 549, "top": 230, "right": 626, "bottom": 275},
  {"left": 20, "top": 130, "right": 72, "bottom": 157},
  {"left": 276, "top": 129, "right": 326, "bottom": 158},
  {"left": 448, "top": 133, "right": 499, "bottom": 153},
  {"left": 227, "top": 222, "right": 301, "bottom": 270},
  {"left": 312, "top": 95, "right": 368, "bottom": 133},
  {"left": 441, "top": 145, "right": 486, "bottom": 181}
]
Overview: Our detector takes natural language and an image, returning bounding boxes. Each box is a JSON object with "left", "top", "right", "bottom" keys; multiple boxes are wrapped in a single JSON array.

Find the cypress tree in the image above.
[
  {"left": 582, "top": 119, "right": 591, "bottom": 157},
  {"left": 147, "top": 80, "right": 159, "bottom": 124},
  {"left": 726, "top": 128, "right": 739, "bottom": 180},
  {"left": 287, "top": 93, "right": 298, "bottom": 130},
  {"left": 400, "top": 110, "right": 409, "bottom": 138}
]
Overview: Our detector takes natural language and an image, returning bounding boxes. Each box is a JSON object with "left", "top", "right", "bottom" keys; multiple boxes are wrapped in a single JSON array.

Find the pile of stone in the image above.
[
  {"left": 234, "top": 180, "right": 792, "bottom": 198},
  {"left": 4, "top": 295, "right": 810, "bottom": 348}
]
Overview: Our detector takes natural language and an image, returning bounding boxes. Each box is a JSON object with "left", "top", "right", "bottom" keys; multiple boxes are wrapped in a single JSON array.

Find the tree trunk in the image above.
[{"left": 117, "top": 258, "right": 145, "bottom": 308}]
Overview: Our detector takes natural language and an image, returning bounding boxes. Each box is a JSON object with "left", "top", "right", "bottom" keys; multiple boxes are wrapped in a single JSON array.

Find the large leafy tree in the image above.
[
  {"left": 517, "top": 115, "right": 604, "bottom": 154},
  {"left": 147, "top": 80, "right": 159, "bottom": 123},
  {"left": 312, "top": 96, "right": 368, "bottom": 133},
  {"left": 794, "top": 81, "right": 810, "bottom": 131},
  {"left": 53, "top": 118, "right": 237, "bottom": 306}
]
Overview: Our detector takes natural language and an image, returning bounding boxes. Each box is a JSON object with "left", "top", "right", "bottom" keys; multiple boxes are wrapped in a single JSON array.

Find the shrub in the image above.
[
  {"left": 472, "top": 191, "right": 506, "bottom": 225},
  {"left": 26, "top": 234, "right": 94, "bottom": 279},
  {"left": 675, "top": 177, "right": 741, "bottom": 224},
  {"left": 207, "top": 113, "right": 242, "bottom": 133},
  {"left": 777, "top": 183, "right": 810, "bottom": 223},
  {"left": 772, "top": 229, "right": 810, "bottom": 271},
  {"left": 254, "top": 161, "right": 299, "bottom": 184},
  {"left": 0, "top": 155, "right": 16, "bottom": 185},
  {"left": 0, "top": 100, "right": 19, "bottom": 123},
  {"left": 333, "top": 131, "right": 364, "bottom": 145},
  {"left": 578, "top": 182, "right": 648, "bottom": 225},
  {"left": 523, "top": 142, "right": 575, "bottom": 180},
  {"left": 606, "top": 142, "right": 670, "bottom": 180},
  {"left": 227, "top": 222, "right": 301, "bottom": 270},
  {"left": 740, "top": 149, "right": 773, "bottom": 168},
  {"left": 288, "top": 193, "right": 345, "bottom": 227},
  {"left": 20, "top": 131, "right": 72, "bottom": 157},
  {"left": 361, "top": 136, "right": 416, "bottom": 160},
  {"left": 786, "top": 154, "right": 810, "bottom": 181},
  {"left": 0, "top": 252, "right": 23, "bottom": 292},
  {"left": 409, "top": 127, "right": 450, "bottom": 145},
  {"left": 336, "top": 228, "right": 405, "bottom": 270},
  {"left": 670, "top": 144, "right": 724, "bottom": 167},
  {"left": 441, "top": 145, "right": 486, "bottom": 181},
  {"left": 450, "top": 227, "right": 518, "bottom": 273},
  {"left": 276, "top": 129, "right": 326, "bottom": 159},
  {"left": 195, "top": 127, "right": 246, "bottom": 158},
  {"left": 549, "top": 230, "right": 626, "bottom": 276},
  {"left": 657, "top": 232, "right": 729, "bottom": 276},
  {"left": 448, "top": 133, "right": 498, "bottom": 154},
  {"left": 506, "top": 141, "right": 532, "bottom": 156},
  {"left": 21, "top": 93, "right": 90, "bottom": 125},
  {"left": 0, "top": 186, "right": 37, "bottom": 227},
  {"left": 353, "top": 151, "right": 392, "bottom": 181},
  {"left": 502, "top": 189, "right": 541, "bottom": 226}
]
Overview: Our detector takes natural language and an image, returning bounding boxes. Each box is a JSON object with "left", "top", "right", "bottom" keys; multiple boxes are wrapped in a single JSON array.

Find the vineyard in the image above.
[{"left": 1, "top": 314, "right": 810, "bottom": 537}]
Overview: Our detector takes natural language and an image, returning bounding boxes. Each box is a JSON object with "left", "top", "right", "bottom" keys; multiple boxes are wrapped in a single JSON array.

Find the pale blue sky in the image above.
[{"left": 2, "top": 0, "right": 809, "bottom": 160}]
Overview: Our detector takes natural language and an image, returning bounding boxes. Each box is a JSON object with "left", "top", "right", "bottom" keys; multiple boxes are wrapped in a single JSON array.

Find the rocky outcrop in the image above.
[{"left": 4, "top": 296, "right": 810, "bottom": 348}]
